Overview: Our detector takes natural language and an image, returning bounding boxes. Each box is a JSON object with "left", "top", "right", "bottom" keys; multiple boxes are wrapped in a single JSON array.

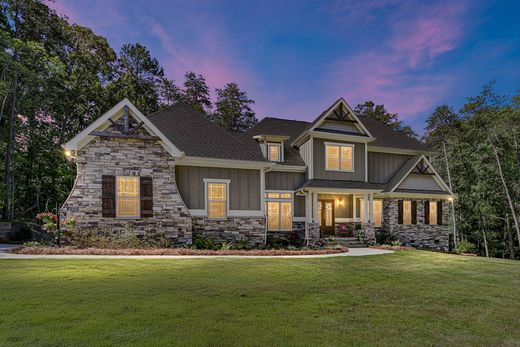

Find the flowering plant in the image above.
[{"left": 35, "top": 212, "right": 76, "bottom": 245}]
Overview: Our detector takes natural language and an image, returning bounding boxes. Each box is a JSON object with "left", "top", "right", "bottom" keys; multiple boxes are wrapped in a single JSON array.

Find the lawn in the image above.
[{"left": 0, "top": 251, "right": 519, "bottom": 346}]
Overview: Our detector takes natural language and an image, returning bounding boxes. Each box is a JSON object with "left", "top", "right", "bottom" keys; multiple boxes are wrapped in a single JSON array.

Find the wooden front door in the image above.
[{"left": 318, "top": 200, "right": 335, "bottom": 236}]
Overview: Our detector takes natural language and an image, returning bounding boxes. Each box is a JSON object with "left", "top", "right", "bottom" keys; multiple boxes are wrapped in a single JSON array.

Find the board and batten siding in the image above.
[
  {"left": 312, "top": 138, "right": 365, "bottom": 181},
  {"left": 265, "top": 171, "right": 306, "bottom": 191},
  {"left": 299, "top": 139, "right": 312, "bottom": 167},
  {"left": 175, "top": 166, "right": 260, "bottom": 210},
  {"left": 367, "top": 151, "right": 413, "bottom": 183},
  {"left": 398, "top": 173, "right": 444, "bottom": 191}
]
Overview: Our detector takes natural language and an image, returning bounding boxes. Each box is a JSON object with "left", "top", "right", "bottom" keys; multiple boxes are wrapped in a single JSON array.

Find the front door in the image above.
[{"left": 318, "top": 200, "right": 335, "bottom": 236}]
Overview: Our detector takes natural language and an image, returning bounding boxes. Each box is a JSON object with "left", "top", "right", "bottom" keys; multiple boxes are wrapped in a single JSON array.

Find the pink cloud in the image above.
[
  {"left": 149, "top": 22, "right": 254, "bottom": 97},
  {"left": 325, "top": 1, "right": 466, "bottom": 122}
]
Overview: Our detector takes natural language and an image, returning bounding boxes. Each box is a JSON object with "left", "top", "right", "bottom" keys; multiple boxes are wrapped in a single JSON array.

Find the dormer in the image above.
[{"left": 253, "top": 134, "right": 290, "bottom": 162}]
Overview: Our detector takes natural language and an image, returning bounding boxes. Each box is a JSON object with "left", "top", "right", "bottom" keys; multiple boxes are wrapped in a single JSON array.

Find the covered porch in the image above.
[{"left": 300, "top": 185, "right": 383, "bottom": 243}]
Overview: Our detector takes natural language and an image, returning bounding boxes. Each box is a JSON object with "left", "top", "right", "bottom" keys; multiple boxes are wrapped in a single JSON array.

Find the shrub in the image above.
[
  {"left": 232, "top": 240, "right": 252, "bottom": 250},
  {"left": 456, "top": 240, "right": 477, "bottom": 254},
  {"left": 390, "top": 240, "right": 401, "bottom": 247},
  {"left": 219, "top": 242, "right": 233, "bottom": 250},
  {"left": 267, "top": 237, "right": 287, "bottom": 249},
  {"left": 193, "top": 238, "right": 219, "bottom": 250},
  {"left": 69, "top": 226, "right": 172, "bottom": 249},
  {"left": 375, "top": 229, "right": 397, "bottom": 245}
]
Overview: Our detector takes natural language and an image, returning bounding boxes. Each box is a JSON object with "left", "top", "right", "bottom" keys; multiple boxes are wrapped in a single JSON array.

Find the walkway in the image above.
[{"left": 0, "top": 244, "right": 393, "bottom": 259}]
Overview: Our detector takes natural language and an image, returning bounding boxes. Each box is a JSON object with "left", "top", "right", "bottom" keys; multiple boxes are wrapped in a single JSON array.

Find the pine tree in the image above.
[
  {"left": 213, "top": 82, "right": 257, "bottom": 131},
  {"left": 180, "top": 71, "right": 211, "bottom": 115}
]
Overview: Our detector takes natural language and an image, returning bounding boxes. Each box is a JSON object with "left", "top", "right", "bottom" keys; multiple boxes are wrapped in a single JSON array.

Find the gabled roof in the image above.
[
  {"left": 63, "top": 98, "right": 183, "bottom": 156},
  {"left": 385, "top": 155, "right": 453, "bottom": 195},
  {"left": 147, "top": 102, "right": 267, "bottom": 162},
  {"left": 242, "top": 117, "right": 309, "bottom": 166},
  {"left": 291, "top": 98, "right": 374, "bottom": 146}
]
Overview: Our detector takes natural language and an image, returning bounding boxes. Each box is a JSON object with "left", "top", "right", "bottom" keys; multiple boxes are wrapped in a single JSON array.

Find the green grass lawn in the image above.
[{"left": 1, "top": 251, "right": 519, "bottom": 346}]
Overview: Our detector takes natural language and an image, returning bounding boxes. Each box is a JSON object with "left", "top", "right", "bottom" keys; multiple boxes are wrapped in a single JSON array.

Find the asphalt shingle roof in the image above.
[
  {"left": 146, "top": 102, "right": 266, "bottom": 162},
  {"left": 298, "top": 179, "right": 381, "bottom": 190}
]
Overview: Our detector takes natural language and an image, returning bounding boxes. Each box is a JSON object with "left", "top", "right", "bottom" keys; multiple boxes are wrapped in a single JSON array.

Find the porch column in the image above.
[
  {"left": 363, "top": 193, "right": 368, "bottom": 223},
  {"left": 352, "top": 194, "right": 357, "bottom": 221},
  {"left": 312, "top": 191, "right": 318, "bottom": 223},
  {"left": 369, "top": 193, "right": 374, "bottom": 223}
]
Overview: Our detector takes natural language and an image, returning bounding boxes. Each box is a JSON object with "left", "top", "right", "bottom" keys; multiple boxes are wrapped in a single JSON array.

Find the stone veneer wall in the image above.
[
  {"left": 361, "top": 223, "right": 376, "bottom": 245},
  {"left": 192, "top": 217, "right": 266, "bottom": 247},
  {"left": 63, "top": 137, "right": 192, "bottom": 245},
  {"left": 382, "top": 198, "right": 449, "bottom": 251},
  {"left": 267, "top": 221, "right": 305, "bottom": 245},
  {"left": 307, "top": 222, "right": 320, "bottom": 241}
]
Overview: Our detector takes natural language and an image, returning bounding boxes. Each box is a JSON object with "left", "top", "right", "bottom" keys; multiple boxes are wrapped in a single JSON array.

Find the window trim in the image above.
[
  {"left": 324, "top": 142, "right": 355, "bottom": 172},
  {"left": 204, "top": 178, "right": 230, "bottom": 220},
  {"left": 265, "top": 190, "right": 294, "bottom": 231},
  {"left": 115, "top": 176, "right": 140, "bottom": 219},
  {"left": 267, "top": 142, "right": 283, "bottom": 162}
]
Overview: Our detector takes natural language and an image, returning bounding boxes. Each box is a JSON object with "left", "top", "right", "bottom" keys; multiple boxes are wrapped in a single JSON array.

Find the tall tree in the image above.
[
  {"left": 354, "top": 101, "right": 418, "bottom": 138},
  {"left": 180, "top": 71, "right": 211, "bottom": 115},
  {"left": 424, "top": 105, "right": 460, "bottom": 247},
  {"left": 110, "top": 43, "right": 165, "bottom": 115},
  {"left": 213, "top": 82, "right": 257, "bottom": 131}
]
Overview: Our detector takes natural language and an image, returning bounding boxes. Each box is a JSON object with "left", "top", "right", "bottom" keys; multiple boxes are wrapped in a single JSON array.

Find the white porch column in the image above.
[
  {"left": 369, "top": 193, "right": 374, "bottom": 223},
  {"left": 352, "top": 194, "right": 357, "bottom": 221},
  {"left": 363, "top": 193, "right": 368, "bottom": 223},
  {"left": 312, "top": 191, "right": 318, "bottom": 223}
]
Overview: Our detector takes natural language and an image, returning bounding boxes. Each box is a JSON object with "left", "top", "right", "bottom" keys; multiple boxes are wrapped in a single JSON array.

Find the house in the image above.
[{"left": 62, "top": 98, "right": 454, "bottom": 250}]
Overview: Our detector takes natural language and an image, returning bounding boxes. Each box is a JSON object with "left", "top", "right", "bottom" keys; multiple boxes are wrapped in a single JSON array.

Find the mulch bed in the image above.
[
  {"left": 11, "top": 246, "right": 348, "bottom": 256},
  {"left": 370, "top": 245, "right": 415, "bottom": 251}
]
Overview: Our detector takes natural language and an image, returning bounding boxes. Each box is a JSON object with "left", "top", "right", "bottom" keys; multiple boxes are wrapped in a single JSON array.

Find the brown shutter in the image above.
[
  {"left": 102, "top": 175, "right": 116, "bottom": 217},
  {"left": 424, "top": 201, "right": 430, "bottom": 224},
  {"left": 411, "top": 201, "right": 417, "bottom": 224},
  {"left": 140, "top": 177, "right": 153, "bottom": 217},
  {"left": 437, "top": 201, "right": 443, "bottom": 225},
  {"left": 397, "top": 200, "right": 403, "bottom": 224}
]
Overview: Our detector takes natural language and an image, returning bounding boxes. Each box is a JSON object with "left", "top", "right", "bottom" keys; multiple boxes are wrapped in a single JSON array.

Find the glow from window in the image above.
[
  {"left": 267, "top": 143, "right": 281, "bottom": 162},
  {"left": 403, "top": 200, "right": 411, "bottom": 225},
  {"left": 429, "top": 201, "right": 437, "bottom": 225},
  {"left": 326, "top": 144, "right": 353, "bottom": 171},
  {"left": 208, "top": 183, "right": 227, "bottom": 219},
  {"left": 117, "top": 176, "right": 139, "bottom": 217},
  {"left": 265, "top": 192, "right": 293, "bottom": 231}
]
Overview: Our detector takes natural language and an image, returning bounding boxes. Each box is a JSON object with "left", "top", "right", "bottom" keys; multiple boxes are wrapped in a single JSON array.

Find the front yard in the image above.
[{"left": 0, "top": 251, "right": 519, "bottom": 346}]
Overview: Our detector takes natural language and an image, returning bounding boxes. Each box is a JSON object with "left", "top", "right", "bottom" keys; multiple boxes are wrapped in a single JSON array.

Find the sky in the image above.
[{"left": 48, "top": 0, "right": 520, "bottom": 133}]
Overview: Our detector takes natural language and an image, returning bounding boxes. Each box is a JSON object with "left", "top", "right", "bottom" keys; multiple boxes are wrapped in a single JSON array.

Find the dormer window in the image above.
[{"left": 267, "top": 143, "right": 282, "bottom": 162}]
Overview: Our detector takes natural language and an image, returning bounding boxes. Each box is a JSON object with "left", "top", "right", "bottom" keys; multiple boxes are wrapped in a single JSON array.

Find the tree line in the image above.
[{"left": 1, "top": 0, "right": 518, "bottom": 259}]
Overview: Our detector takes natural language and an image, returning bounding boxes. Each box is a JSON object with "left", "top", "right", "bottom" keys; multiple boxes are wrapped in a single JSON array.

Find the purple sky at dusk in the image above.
[{"left": 48, "top": 0, "right": 520, "bottom": 133}]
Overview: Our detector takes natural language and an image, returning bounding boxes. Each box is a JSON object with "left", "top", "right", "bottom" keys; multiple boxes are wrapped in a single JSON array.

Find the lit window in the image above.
[
  {"left": 326, "top": 143, "right": 354, "bottom": 171},
  {"left": 265, "top": 192, "right": 293, "bottom": 231},
  {"left": 429, "top": 201, "right": 437, "bottom": 225},
  {"left": 117, "top": 176, "right": 139, "bottom": 218},
  {"left": 267, "top": 143, "right": 281, "bottom": 162},
  {"left": 359, "top": 199, "right": 383, "bottom": 227},
  {"left": 207, "top": 182, "right": 227, "bottom": 219},
  {"left": 403, "top": 200, "right": 411, "bottom": 225}
]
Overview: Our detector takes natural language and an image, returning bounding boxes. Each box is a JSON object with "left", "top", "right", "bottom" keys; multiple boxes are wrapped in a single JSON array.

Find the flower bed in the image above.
[{"left": 11, "top": 246, "right": 348, "bottom": 256}]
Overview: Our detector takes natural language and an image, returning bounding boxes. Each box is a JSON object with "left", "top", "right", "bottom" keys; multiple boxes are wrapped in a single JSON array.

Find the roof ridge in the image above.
[{"left": 261, "top": 116, "right": 310, "bottom": 123}]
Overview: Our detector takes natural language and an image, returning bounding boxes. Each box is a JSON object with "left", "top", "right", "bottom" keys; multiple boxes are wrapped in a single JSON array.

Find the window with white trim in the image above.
[
  {"left": 325, "top": 143, "right": 354, "bottom": 171},
  {"left": 116, "top": 176, "right": 140, "bottom": 218},
  {"left": 265, "top": 192, "right": 293, "bottom": 231},
  {"left": 267, "top": 142, "right": 282, "bottom": 162},
  {"left": 207, "top": 182, "right": 227, "bottom": 219}
]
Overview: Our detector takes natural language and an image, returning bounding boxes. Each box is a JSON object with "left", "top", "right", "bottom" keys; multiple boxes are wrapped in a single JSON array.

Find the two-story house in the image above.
[{"left": 63, "top": 98, "right": 453, "bottom": 250}]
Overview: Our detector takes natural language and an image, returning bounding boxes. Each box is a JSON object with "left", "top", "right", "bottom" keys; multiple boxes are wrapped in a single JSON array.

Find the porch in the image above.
[{"left": 302, "top": 189, "right": 381, "bottom": 243}]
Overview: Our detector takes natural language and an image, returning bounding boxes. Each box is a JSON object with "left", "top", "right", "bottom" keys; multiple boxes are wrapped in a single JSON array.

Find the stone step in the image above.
[{"left": 332, "top": 237, "right": 365, "bottom": 248}]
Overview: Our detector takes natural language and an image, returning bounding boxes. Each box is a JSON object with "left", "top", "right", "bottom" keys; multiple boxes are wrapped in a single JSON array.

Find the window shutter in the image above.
[
  {"left": 411, "top": 201, "right": 417, "bottom": 225},
  {"left": 424, "top": 201, "right": 430, "bottom": 224},
  {"left": 397, "top": 200, "right": 403, "bottom": 224},
  {"left": 140, "top": 177, "right": 153, "bottom": 217},
  {"left": 102, "top": 175, "right": 116, "bottom": 217},
  {"left": 437, "top": 201, "right": 443, "bottom": 225}
]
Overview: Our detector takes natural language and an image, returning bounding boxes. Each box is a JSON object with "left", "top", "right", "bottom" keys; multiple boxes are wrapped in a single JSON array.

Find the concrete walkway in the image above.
[{"left": 0, "top": 245, "right": 393, "bottom": 259}]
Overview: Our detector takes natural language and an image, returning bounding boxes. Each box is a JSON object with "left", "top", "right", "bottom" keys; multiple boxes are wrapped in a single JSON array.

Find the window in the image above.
[
  {"left": 429, "top": 201, "right": 437, "bottom": 225},
  {"left": 265, "top": 192, "right": 293, "bottom": 231},
  {"left": 403, "top": 200, "right": 411, "bottom": 225},
  {"left": 267, "top": 143, "right": 282, "bottom": 162},
  {"left": 359, "top": 199, "right": 383, "bottom": 227},
  {"left": 325, "top": 143, "right": 354, "bottom": 171},
  {"left": 207, "top": 182, "right": 228, "bottom": 219},
  {"left": 116, "top": 176, "right": 139, "bottom": 218}
]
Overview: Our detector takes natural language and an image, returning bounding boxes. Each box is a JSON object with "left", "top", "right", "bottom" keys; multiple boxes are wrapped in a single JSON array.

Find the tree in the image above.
[
  {"left": 110, "top": 43, "right": 165, "bottom": 115},
  {"left": 180, "top": 71, "right": 211, "bottom": 115},
  {"left": 354, "top": 101, "right": 418, "bottom": 138},
  {"left": 424, "top": 105, "right": 460, "bottom": 247},
  {"left": 213, "top": 82, "right": 257, "bottom": 131}
]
